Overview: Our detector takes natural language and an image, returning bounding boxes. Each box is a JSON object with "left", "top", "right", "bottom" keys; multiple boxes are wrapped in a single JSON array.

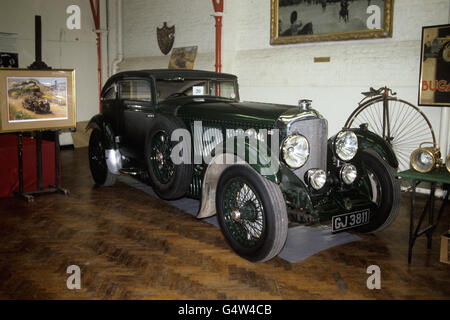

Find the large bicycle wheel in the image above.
[{"left": 345, "top": 97, "right": 436, "bottom": 171}]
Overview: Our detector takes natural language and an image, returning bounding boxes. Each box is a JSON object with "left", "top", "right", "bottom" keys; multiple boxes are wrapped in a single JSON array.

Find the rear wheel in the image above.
[
  {"left": 356, "top": 150, "right": 401, "bottom": 233},
  {"left": 145, "top": 115, "right": 192, "bottom": 200},
  {"left": 88, "top": 129, "right": 117, "bottom": 186},
  {"left": 216, "top": 165, "right": 288, "bottom": 262}
]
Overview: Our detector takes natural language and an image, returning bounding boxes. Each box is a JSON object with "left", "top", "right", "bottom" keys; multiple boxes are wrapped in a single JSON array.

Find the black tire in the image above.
[
  {"left": 216, "top": 165, "right": 288, "bottom": 262},
  {"left": 356, "top": 150, "right": 401, "bottom": 233},
  {"left": 88, "top": 129, "right": 117, "bottom": 187},
  {"left": 145, "top": 115, "right": 192, "bottom": 200}
]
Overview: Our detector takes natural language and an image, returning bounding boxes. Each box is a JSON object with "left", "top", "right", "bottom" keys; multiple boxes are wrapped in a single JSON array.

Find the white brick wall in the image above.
[{"left": 119, "top": 0, "right": 450, "bottom": 143}]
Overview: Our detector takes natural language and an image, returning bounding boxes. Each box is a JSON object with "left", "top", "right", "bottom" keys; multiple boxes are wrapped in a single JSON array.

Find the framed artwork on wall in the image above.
[
  {"left": 418, "top": 24, "right": 450, "bottom": 107},
  {"left": 0, "top": 68, "right": 76, "bottom": 132},
  {"left": 168, "top": 46, "right": 198, "bottom": 69},
  {"left": 270, "top": 0, "right": 394, "bottom": 45}
]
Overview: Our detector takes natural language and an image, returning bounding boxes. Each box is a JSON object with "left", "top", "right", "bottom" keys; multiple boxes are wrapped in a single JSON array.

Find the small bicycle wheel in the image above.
[{"left": 345, "top": 97, "right": 436, "bottom": 171}]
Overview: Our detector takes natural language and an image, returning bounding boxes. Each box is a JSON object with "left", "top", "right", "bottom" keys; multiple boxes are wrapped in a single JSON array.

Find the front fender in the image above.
[
  {"left": 210, "top": 136, "right": 282, "bottom": 184},
  {"left": 86, "top": 114, "right": 117, "bottom": 150},
  {"left": 350, "top": 128, "right": 398, "bottom": 169},
  {"left": 328, "top": 128, "right": 398, "bottom": 169},
  {"left": 197, "top": 136, "right": 282, "bottom": 219}
]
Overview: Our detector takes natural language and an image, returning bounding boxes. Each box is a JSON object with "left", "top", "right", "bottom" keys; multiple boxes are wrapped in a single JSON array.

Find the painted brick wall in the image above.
[{"left": 119, "top": 0, "right": 450, "bottom": 142}]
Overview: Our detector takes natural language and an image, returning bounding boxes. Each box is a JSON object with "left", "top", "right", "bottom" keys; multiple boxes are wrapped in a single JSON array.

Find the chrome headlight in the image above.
[
  {"left": 306, "top": 169, "right": 327, "bottom": 190},
  {"left": 341, "top": 164, "right": 357, "bottom": 185},
  {"left": 282, "top": 134, "right": 310, "bottom": 169},
  {"left": 335, "top": 131, "right": 358, "bottom": 161},
  {"left": 410, "top": 142, "right": 441, "bottom": 173}
]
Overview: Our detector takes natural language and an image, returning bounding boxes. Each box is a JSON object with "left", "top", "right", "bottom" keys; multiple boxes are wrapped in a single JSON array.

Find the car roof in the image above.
[
  {"left": 111, "top": 68, "right": 235, "bottom": 82},
  {"left": 102, "top": 69, "right": 237, "bottom": 95}
]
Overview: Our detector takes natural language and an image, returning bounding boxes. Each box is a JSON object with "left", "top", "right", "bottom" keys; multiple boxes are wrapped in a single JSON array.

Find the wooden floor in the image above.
[{"left": 0, "top": 147, "right": 448, "bottom": 300}]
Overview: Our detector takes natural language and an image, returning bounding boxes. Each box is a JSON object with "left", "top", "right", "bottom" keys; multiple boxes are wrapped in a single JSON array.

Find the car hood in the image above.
[{"left": 159, "top": 97, "right": 298, "bottom": 125}]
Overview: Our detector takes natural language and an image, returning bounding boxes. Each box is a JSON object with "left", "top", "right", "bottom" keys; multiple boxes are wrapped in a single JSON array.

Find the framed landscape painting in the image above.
[
  {"left": 0, "top": 68, "right": 76, "bottom": 132},
  {"left": 418, "top": 24, "right": 450, "bottom": 106},
  {"left": 270, "top": 0, "right": 394, "bottom": 44}
]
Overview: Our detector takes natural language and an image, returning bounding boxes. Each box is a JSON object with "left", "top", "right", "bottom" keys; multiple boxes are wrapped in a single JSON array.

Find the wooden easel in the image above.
[{"left": 14, "top": 16, "right": 69, "bottom": 202}]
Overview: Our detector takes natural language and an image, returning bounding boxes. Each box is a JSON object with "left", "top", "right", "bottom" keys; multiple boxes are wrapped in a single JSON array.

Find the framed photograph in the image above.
[
  {"left": 0, "top": 68, "right": 76, "bottom": 133},
  {"left": 418, "top": 24, "right": 450, "bottom": 107},
  {"left": 270, "top": 0, "right": 394, "bottom": 45},
  {"left": 168, "top": 46, "right": 198, "bottom": 69}
]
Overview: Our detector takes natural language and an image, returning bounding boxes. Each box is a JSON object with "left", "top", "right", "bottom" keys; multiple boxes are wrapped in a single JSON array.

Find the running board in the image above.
[{"left": 119, "top": 168, "right": 142, "bottom": 176}]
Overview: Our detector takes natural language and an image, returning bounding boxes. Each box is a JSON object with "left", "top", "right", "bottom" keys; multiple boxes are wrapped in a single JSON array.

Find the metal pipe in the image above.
[
  {"left": 439, "top": 107, "right": 449, "bottom": 157},
  {"left": 212, "top": 0, "right": 224, "bottom": 73},
  {"left": 35, "top": 16, "right": 42, "bottom": 62},
  {"left": 90, "top": 0, "right": 102, "bottom": 112},
  {"left": 111, "top": 0, "right": 123, "bottom": 75}
]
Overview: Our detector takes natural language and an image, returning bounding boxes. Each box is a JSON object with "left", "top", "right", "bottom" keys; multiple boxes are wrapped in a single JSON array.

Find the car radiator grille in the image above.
[
  {"left": 187, "top": 120, "right": 273, "bottom": 198},
  {"left": 288, "top": 118, "right": 328, "bottom": 183}
]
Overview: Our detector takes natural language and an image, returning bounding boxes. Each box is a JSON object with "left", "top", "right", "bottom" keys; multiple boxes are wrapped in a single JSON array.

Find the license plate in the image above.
[{"left": 332, "top": 209, "right": 370, "bottom": 233}]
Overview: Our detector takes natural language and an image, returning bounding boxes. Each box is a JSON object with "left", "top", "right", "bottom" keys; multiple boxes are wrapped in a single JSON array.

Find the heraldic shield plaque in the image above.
[{"left": 157, "top": 22, "right": 175, "bottom": 55}]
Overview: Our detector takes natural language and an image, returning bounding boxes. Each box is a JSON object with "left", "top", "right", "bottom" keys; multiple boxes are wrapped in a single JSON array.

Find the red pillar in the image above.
[
  {"left": 90, "top": 0, "right": 102, "bottom": 112},
  {"left": 212, "top": 0, "right": 224, "bottom": 73}
]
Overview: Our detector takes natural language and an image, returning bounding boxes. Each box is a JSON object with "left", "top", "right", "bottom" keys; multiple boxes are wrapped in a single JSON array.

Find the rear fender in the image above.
[
  {"left": 86, "top": 114, "right": 117, "bottom": 150},
  {"left": 86, "top": 114, "right": 122, "bottom": 174}
]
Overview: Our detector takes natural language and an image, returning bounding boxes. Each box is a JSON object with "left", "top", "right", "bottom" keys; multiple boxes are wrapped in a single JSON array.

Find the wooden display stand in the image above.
[{"left": 14, "top": 131, "right": 68, "bottom": 202}]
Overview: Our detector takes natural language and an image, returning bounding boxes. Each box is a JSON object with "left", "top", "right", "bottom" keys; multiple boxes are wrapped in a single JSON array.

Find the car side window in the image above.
[
  {"left": 102, "top": 84, "right": 117, "bottom": 100},
  {"left": 119, "top": 79, "right": 152, "bottom": 102}
]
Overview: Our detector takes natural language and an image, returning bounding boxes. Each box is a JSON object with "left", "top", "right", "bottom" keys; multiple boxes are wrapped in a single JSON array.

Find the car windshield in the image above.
[{"left": 155, "top": 78, "right": 238, "bottom": 101}]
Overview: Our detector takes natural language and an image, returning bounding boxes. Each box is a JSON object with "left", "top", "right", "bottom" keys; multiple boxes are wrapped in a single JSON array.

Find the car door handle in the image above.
[{"left": 125, "top": 104, "right": 143, "bottom": 109}]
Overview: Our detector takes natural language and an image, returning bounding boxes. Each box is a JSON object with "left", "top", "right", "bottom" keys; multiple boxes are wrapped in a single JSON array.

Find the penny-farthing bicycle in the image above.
[{"left": 345, "top": 87, "right": 436, "bottom": 171}]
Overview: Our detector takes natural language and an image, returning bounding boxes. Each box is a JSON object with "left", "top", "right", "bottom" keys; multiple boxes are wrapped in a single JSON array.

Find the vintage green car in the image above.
[{"left": 87, "top": 69, "right": 401, "bottom": 262}]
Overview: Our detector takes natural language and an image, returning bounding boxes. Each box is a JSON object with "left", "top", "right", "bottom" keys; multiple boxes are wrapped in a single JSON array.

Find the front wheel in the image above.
[
  {"left": 216, "top": 165, "right": 288, "bottom": 262},
  {"left": 356, "top": 150, "right": 401, "bottom": 233}
]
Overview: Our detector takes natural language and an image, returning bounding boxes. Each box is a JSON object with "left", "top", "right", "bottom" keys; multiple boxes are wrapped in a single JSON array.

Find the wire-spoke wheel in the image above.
[
  {"left": 145, "top": 114, "right": 193, "bottom": 200},
  {"left": 222, "top": 178, "right": 266, "bottom": 248},
  {"left": 150, "top": 131, "right": 175, "bottom": 185},
  {"left": 345, "top": 97, "right": 436, "bottom": 171},
  {"left": 216, "top": 165, "right": 288, "bottom": 262}
]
